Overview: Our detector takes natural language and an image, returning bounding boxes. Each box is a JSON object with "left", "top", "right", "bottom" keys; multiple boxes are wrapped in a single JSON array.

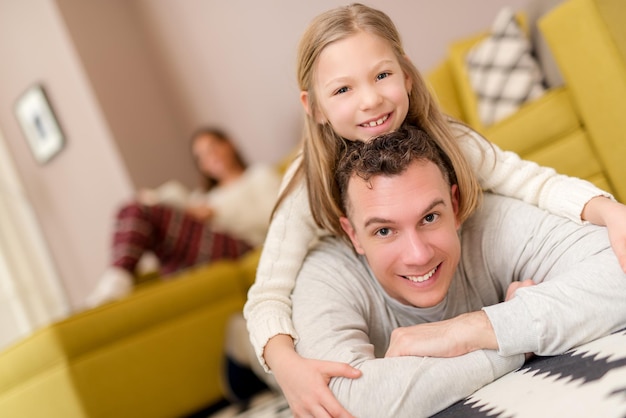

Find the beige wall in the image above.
[
  {"left": 0, "top": 0, "right": 133, "bottom": 308},
  {"left": 0, "top": 0, "right": 531, "bottom": 311}
]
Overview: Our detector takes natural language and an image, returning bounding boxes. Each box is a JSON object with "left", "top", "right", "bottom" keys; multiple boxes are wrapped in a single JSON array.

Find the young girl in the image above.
[
  {"left": 86, "top": 127, "right": 281, "bottom": 308},
  {"left": 244, "top": 4, "right": 626, "bottom": 417}
]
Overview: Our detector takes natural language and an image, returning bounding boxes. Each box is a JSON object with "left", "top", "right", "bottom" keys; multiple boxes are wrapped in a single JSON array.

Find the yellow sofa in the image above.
[
  {"left": 0, "top": 248, "right": 261, "bottom": 418},
  {"left": 428, "top": 0, "right": 626, "bottom": 202}
]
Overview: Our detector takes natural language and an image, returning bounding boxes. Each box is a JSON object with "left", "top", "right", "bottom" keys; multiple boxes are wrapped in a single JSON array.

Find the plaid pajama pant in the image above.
[{"left": 111, "top": 202, "right": 252, "bottom": 277}]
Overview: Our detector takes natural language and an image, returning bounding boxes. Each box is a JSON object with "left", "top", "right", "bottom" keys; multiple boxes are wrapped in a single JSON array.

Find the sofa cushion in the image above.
[
  {"left": 484, "top": 87, "right": 579, "bottom": 155},
  {"left": 465, "top": 8, "right": 547, "bottom": 127}
]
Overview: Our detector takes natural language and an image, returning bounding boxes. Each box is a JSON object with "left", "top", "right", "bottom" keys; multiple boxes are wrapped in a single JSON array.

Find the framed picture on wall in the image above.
[{"left": 14, "top": 84, "right": 66, "bottom": 164}]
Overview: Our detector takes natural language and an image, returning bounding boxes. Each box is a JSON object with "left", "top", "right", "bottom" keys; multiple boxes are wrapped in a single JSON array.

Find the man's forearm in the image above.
[
  {"left": 386, "top": 311, "right": 498, "bottom": 358},
  {"left": 331, "top": 350, "right": 523, "bottom": 417}
]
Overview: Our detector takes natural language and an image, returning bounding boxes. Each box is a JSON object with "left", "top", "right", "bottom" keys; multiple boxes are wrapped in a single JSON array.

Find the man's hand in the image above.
[
  {"left": 385, "top": 280, "right": 538, "bottom": 359},
  {"left": 264, "top": 335, "right": 360, "bottom": 418},
  {"left": 385, "top": 311, "right": 497, "bottom": 358}
]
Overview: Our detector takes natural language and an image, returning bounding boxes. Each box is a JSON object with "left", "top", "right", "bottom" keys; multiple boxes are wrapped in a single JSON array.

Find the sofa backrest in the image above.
[{"left": 539, "top": 0, "right": 626, "bottom": 202}]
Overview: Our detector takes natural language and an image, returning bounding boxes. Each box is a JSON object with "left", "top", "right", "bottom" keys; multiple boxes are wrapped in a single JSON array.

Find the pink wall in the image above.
[
  {"left": 133, "top": 0, "right": 533, "bottom": 163},
  {"left": 55, "top": 0, "right": 198, "bottom": 190},
  {"left": 0, "top": 0, "right": 533, "bottom": 311},
  {"left": 0, "top": 1, "right": 132, "bottom": 307}
]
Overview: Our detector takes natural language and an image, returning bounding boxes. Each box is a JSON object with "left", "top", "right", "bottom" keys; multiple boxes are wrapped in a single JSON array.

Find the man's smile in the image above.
[{"left": 402, "top": 263, "right": 440, "bottom": 283}]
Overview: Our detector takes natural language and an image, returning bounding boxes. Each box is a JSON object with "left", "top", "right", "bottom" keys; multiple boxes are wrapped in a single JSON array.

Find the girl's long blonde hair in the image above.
[{"left": 275, "top": 3, "right": 481, "bottom": 236}]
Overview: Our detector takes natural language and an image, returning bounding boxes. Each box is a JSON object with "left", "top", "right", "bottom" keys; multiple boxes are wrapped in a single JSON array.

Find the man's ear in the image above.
[
  {"left": 340, "top": 216, "right": 365, "bottom": 255},
  {"left": 450, "top": 184, "right": 461, "bottom": 229},
  {"left": 300, "top": 90, "right": 326, "bottom": 124}
]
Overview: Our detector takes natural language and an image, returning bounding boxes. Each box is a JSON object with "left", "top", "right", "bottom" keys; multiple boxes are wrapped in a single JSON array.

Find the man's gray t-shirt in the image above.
[{"left": 292, "top": 194, "right": 626, "bottom": 417}]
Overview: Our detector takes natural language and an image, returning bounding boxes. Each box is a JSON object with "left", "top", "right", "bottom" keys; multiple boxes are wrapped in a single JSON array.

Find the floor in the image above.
[{"left": 207, "top": 391, "right": 291, "bottom": 418}]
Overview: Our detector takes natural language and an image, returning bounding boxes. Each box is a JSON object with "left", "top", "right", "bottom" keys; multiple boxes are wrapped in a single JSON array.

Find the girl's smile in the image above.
[{"left": 306, "top": 31, "right": 412, "bottom": 142}]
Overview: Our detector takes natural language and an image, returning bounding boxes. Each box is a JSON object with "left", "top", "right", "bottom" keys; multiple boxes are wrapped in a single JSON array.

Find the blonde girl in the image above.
[{"left": 244, "top": 3, "right": 626, "bottom": 417}]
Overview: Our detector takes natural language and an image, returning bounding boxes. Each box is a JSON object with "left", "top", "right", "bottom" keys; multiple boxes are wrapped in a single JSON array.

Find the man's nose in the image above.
[{"left": 402, "top": 232, "right": 434, "bottom": 265}]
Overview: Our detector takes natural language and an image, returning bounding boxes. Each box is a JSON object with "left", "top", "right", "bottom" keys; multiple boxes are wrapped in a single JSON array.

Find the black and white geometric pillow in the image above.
[{"left": 465, "top": 8, "right": 547, "bottom": 126}]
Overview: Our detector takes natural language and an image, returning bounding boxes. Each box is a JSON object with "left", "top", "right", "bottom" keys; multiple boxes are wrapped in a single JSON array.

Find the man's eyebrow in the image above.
[{"left": 362, "top": 198, "right": 446, "bottom": 229}]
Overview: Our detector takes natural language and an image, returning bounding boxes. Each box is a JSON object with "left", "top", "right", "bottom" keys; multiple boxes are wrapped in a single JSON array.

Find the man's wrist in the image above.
[{"left": 456, "top": 311, "right": 498, "bottom": 352}]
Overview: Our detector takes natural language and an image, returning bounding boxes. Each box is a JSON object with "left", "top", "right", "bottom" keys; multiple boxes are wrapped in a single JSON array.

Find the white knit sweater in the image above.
[{"left": 243, "top": 122, "right": 611, "bottom": 370}]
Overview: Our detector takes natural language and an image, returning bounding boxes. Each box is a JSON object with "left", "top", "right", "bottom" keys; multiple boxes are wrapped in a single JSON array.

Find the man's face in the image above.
[{"left": 340, "top": 160, "right": 462, "bottom": 308}]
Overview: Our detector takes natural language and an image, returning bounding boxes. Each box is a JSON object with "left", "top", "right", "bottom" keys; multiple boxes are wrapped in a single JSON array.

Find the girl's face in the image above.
[{"left": 303, "top": 31, "right": 412, "bottom": 142}]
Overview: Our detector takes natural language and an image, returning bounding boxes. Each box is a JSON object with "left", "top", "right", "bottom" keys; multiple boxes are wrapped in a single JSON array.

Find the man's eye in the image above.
[
  {"left": 376, "top": 72, "right": 390, "bottom": 81},
  {"left": 375, "top": 227, "right": 391, "bottom": 237},
  {"left": 423, "top": 213, "right": 439, "bottom": 224}
]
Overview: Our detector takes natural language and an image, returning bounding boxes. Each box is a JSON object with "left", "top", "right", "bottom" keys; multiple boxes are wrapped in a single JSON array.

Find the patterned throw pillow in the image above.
[{"left": 465, "top": 8, "right": 546, "bottom": 126}]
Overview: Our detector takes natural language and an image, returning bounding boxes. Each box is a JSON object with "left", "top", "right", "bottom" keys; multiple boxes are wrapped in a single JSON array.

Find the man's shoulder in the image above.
[
  {"left": 472, "top": 193, "right": 554, "bottom": 225},
  {"left": 461, "top": 193, "right": 559, "bottom": 248},
  {"left": 298, "top": 237, "right": 372, "bottom": 285},
  {"left": 304, "top": 237, "right": 363, "bottom": 268}
]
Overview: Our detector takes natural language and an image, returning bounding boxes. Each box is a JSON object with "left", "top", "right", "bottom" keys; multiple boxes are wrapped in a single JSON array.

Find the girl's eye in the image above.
[
  {"left": 376, "top": 72, "right": 390, "bottom": 81},
  {"left": 335, "top": 86, "right": 349, "bottom": 95},
  {"left": 375, "top": 227, "right": 392, "bottom": 237},
  {"left": 423, "top": 213, "right": 439, "bottom": 224}
]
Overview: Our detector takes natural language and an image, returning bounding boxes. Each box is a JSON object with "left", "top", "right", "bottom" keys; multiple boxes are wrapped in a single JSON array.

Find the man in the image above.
[{"left": 291, "top": 126, "right": 626, "bottom": 417}]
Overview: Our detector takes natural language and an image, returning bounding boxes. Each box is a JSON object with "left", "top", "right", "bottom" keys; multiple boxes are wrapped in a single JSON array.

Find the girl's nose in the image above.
[{"left": 359, "top": 85, "right": 383, "bottom": 110}]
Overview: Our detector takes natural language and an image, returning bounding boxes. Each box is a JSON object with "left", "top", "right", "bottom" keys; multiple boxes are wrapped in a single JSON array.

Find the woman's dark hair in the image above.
[{"left": 190, "top": 127, "right": 248, "bottom": 191}]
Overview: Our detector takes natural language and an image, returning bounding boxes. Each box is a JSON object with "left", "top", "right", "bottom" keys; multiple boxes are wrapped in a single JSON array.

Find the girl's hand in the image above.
[
  {"left": 581, "top": 196, "right": 626, "bottom": 272},
  {"left": 264, "top": 335, "right": 360, "bottom": 418},
  {"left": 604, "top": 206, "right": 626, "bottom": 273}
]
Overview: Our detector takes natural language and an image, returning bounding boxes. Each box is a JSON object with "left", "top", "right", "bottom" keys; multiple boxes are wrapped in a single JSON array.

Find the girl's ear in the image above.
[
  {"left": 300, "top": 90, "right": 312, "bottom": 115},
  {"left": 402, "top": 55, "right": 413, "bottom": 93},
  {"left": 340, "top": 216, "right": 365, "bottom": 255},
  {"left": 300, "top": 90, "right": 326, "bottom": 124}
]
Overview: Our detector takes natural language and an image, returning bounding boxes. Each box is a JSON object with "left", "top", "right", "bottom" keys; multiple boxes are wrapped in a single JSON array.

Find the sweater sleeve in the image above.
[
  {"left": 474, "top": 195, "right": 626, "bottom": 357},
  {"left": 452, "top": 122, "right": 613, "bottom": 223},
  {"left": 243, "top": 157, "right": 328, "bottom": 371}
]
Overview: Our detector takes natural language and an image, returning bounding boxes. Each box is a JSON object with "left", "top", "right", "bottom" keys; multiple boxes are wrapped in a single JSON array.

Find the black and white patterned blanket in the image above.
[
  {"left": 434, "top": 329, "right": 626, "bottom": 418},
  {"left": 221, "top": 330, "right": 626, "bottom": 418}
]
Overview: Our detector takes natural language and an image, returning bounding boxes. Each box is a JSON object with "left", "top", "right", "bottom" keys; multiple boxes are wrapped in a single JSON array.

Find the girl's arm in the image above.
[
  {"left": 243, "top": 159, "right": 324, "bottom": 370},
  {"left": 453, "top": 122, "right": 626, "bottom": 272},
  {"left": 452, "top": 122, "right": 613, "bottom": 223},
  {"left": 244, "top": 159, "right": 359, "bottom": 416}
]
